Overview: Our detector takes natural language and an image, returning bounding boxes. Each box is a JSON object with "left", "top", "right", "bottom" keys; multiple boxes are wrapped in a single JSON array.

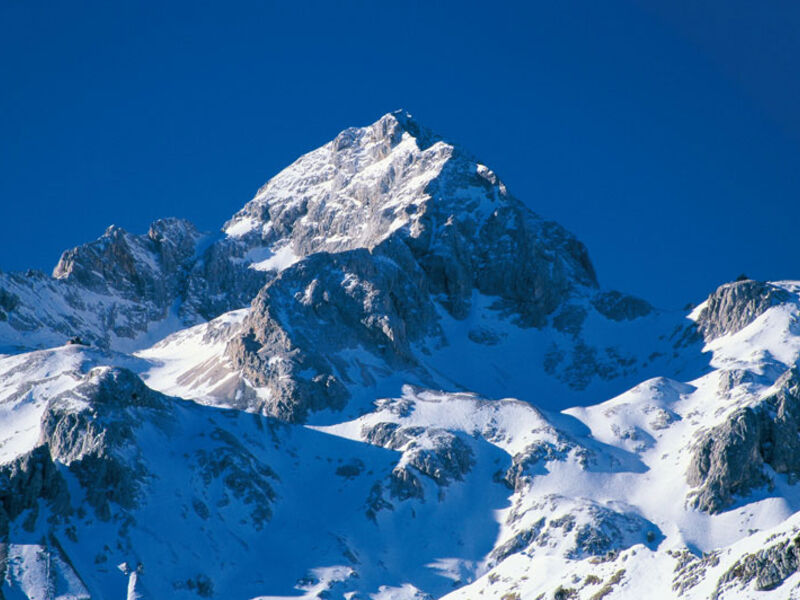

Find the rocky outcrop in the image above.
[
  {"left": 695, "top": 280, "right": 792, "bottom": 341},
  {"left": 686, "top": 408, "right": 768, "bottom": 514},
  {"left": 182, "top": 236, "right": 269, "bottom": 321},
  {"left": 53, "top": 219, "right": 201, "bottom": 301},
  {"left": 714, "top": 534, "right": 800, "bottom": 595},
  {"left": 591, "top": 290, "right": 652, "bottom": 322},
  {"left": 0, "top": 217, "right": 269, "bottom": 349},
  {"left": 0, "top": 446, "right": 70, "bottom": 535},
  {"left": 503, "top": 439, "right": 585, "bottom": 492},
  {"left": 542, "top": 338, "right": 642, "bottom": 392},
  {"left": 362, "top": 421, "right": 474, "bottom": 500},
  {"left": 0, "top": 287, "right": 19, "bottom": 322},
  {"left": 687, "top": 368, "right": 800, "bottom": 513},
  {"left": 227, "top": 240, "right": 443, "bottom": 422},
  {"left": 359, "top": 420, "right": 475, "bottom": 506},
  {"left": 40, "top": 367, "right": 168, "bottom": 519},
  {"left": 494, "top": 496, "right": 661, "bottom": 564},
  {"left": 401, "top": 154, "right": 597, "bottom": 325},
  {"left": 192, "top": 427, "right": 278, "bottom": 530},
  {"left": 1, "top": 219, "right": 205, "bottom": 348}
]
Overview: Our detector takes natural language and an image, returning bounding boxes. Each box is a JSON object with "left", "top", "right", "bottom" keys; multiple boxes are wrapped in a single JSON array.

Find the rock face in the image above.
[
  {"left": 52, "top": 219, "right": 208, "bottom": 341},
  {"left": 695, "top": 279, "right": 792, "bottom": 341},
  {"left": 493, "top": 495, "right": 661, "bottom": 564},
  {"left": 0, "top": 446, "right": 69, "bottom": 535},
  {"left": 1, "top": 219, "right": 203, "bottom": 349},
  {"left": 225, "top": 111, "right": 597, "bottom": 326},
  {"left": 182, "top": 236, "right": 269, "bottom": 322},
  {"left": 0, "top": 287, "right": 19, "bottom": 322},
  {"left": 0, "top": 216, "right": 273, "bottom": 349},
  {"left": 227, "top": 240, "right": 443, "bottom": 421},
  {"left": 504, "top": 437, "right": 585, "bottom": 492},
  {"left": 40, "top": 367, "right": 169, "bottom": 519},
  {"left": 0, "top": 365, "right": 172, "bottom": 533},
  {"left": 715, "top": 535, "right": 800, "bottom": 594},
  {"left": 590, "top": 290, "right": 652, "bottom": 322},
  {"left": 36, "top": 366, "right": 279, "bottom": 529},
  {"left": 361, "top": 421, "right": 475, "bottom": 501},
  {"left": 687, "top": 368, "right": 800, "bottom": 513},
  {"left": 53, "top": 219, "right": 200, "bottom": 302}
]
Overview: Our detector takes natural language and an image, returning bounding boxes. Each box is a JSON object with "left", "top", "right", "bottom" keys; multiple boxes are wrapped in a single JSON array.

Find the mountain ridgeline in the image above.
[{"left": 0, "top": 111, "right": 798, "bottom": 599}]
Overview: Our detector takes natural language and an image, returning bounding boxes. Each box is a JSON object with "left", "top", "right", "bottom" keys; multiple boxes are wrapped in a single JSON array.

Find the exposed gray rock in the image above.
[
  {"left": 714, "top": 534, "right": 800, "bottom": 596},
  {"left": 389, "top": 466, "right": 426, "bottom": 501},
  {"left": 716, "top": 369, "right": 769, "bottom": 398},
  {"left": 172, "top": 572, "right": 215, "bottom": 598},
  {"left": 542, "top": 340, "right": 640, "bottom": 392},
  {"left": 491, "top": 517, "right": 546, "bottom": 563},
  {"left": 402, "top": 180, "right": 597, "bottom": 327},
  {"left": 362, "top": 421, "right": 474, "bottom": 502},
  {"left": 0, "top": 219, "right": 209, "bottom": 348},
  {"left": 53, "top": 219, "right": 199, "bottom": 304},
  {"left": 467, "top": 326, "right": 504, "bottom": 345},
  {"left": 362, "top": 422, "right": 405, "bottom": 449},
  {"left": 0, "top": 445, "right": 70, "bottom": 535},
  {"left": 365, "top": 481, "right": 394, "bottom": 521},
  {"left": 647, "top": 407, "right": 681, "bottom": 430},
  {"left": 687, "top": 367, "right": 800, "bottom": 513},
  {"left": 40, "top": 367, "right": 168, "bottom": 519},
  {"left": 671, "top": 549, "right": 721, "bottom": 596},
  {"left": 696, "top": 280, "right": 792, "bottom": 341},
  {"left": 0, "top": 287, "right": 19, "bottom": 322},
  {"left": 335, "top": 459, "right": 365, "bottom": 479},
  {"left": 227, "top": 240, "right": 442, "bottom": 422},
  {"left": 2, "top": 360, "right": 282, "bottom": 545},
  {"left": 591, "top": 291, "right": 652, "bottom": 322},
  {"left": 552, "top": 305, "right": 588, "bottom": 336},
  {"left": 504, "top": 440, "right": 576, "bottom": 492},
  {"left": 182, "top": 236, "right": 270, "bottom": 321},
  {"left": 192, "top": 427, "right": 278, "bottom": 530},
  {"left": 0, "top": 217, "right": 267, "bottom": 350},
  {"left": 492, "top": 496, "right": 660, "bottom": 564},
  {"left": 226, "top": 111, "right": 598, "bottom": 327},
  {"left": 400, "top": 430, "right": 474, "bottom": 487}
]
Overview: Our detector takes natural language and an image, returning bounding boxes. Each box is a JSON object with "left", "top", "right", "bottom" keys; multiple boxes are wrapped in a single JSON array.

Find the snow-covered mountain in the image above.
[{"left": 0, "top": 111, "right": 798, "bottom": 599}]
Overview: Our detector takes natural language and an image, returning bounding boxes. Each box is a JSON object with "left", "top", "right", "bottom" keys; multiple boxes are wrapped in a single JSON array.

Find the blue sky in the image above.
[{"left": 1, "top": 1, "right": 799, "bottom": 307}]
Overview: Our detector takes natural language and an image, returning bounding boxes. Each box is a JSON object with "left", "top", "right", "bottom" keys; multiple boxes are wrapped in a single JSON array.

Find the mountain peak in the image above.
[
  {"left": 5, "top": 113, "right": 800, "bottom": 600},
  {"left": 1, "top": 112, "right": 599, "bottom": 352},
  {"left": 219, "top": 111, "right": 597, "bottom": 324},
  {"left": 380, "top": 109, "right": 441, "bottom": 150}
]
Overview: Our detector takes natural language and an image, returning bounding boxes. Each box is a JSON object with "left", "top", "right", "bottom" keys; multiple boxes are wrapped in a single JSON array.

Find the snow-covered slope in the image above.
[{"left": 1, "top": 112, "right": 799, "bottom": 599}]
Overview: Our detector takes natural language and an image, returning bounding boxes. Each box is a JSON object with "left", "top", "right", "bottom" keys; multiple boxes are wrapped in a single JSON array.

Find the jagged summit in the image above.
[
  {"left": 384, "top": 109, "right": 443, "bottom": 149},
  {"left": 222, "top": 110, "right": 597, "bottom": 317},
  {"left": 222, "top": 109, "right": 476, "bottom": 245},
  {"left": 52, "top": 218, "right": 202, "bottom": 290},
  {"left": 0, "top": 111, "right": 601, "bottom": 352}
]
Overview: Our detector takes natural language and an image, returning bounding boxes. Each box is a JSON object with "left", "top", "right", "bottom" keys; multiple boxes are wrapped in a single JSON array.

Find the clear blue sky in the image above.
[{"left": 2, "top": 1, "right": 799, "bottom": 307}]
